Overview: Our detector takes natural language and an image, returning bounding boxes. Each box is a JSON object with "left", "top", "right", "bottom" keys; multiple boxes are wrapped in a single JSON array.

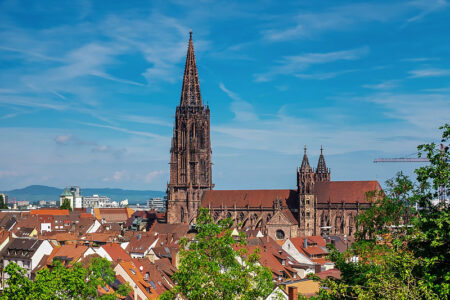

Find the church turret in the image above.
[
  {"left": 315, "top": 146, "right": 330, "bottom": 182},
  {"left": 297, "top": 146, "right": 315, "bottom": 236},
  {"left": 167, "top": 31, "right": 213, "bottom": 225},
  {"left": 298, "top": 146, "right": 314, "bottom": 194}
]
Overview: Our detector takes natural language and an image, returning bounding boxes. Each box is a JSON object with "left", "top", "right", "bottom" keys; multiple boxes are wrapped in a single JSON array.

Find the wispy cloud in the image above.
[
  {"left": 409, "top": 68, "right": 450, "bottom": 78},
  {"left": 363, "top": 80, "right": 400, "bottom": 90},
  {"left": 262, "top": 1, "right": 448, "bottom": 42},
  {"left": 219, "top": 83, "right": 257, "bottom": 122},
  {"left": 295, "top": 69, "right": 358, "bottom": 80},
  {"left": 145, "top": 170, "right": 165, "bottom": 183},
  {"left": 255, "top": 47, "right": 369, "bottom": 82},
  {"left": 80, "top": 122, "right": 169, "bottom": 140}
]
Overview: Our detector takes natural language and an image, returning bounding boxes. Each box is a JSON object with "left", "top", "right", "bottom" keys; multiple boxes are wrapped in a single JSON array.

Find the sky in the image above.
[{"left": 0, "top": 0, "right": 449, "bottom": 191}]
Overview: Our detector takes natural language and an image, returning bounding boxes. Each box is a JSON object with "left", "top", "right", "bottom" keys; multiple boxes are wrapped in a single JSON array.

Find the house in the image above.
[
  {"left": 114, "top": 261, "right": 157, "bottom": 299},
  {"left": 0, "top": 230, "right": 10, "bottom": 253},
  {"left": 2, "top": 238, "right": 53, "bottom": 281},
  {"left": 46, "top": 243, "right": 89, "bottom": 266},
  {"left": 93, "top": 208, "right": 134, "bottom": 224},
  {"left": 126, "top": 233, "right": 159, "bottom": 258},
  {"left": 13, "top": 227, "right": 38, "bottom": 238},
  {"left": 91, "top": 243, "right": 132, "bottom": 262},
  {"left": 283, "top": 236, "right": 334, "bottom": 272},
  {"left": 266, "top": 286, "right": 289, "bottom": 300},
  {"left": 131, "top": 257, "right": 177, "bottom": 296}
]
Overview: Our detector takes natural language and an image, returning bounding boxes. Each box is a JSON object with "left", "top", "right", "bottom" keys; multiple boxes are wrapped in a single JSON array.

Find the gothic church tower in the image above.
[
  {"left": 167, "top": 32, "right": 213, "bottom": 224},
  {"left": 298, "top": 146, "right": 316, "bottom": 236}
]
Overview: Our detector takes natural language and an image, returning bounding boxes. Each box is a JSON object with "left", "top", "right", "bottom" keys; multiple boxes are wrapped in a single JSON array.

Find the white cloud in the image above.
[
  {"left": 363, "top": 80, "right": 400, "bottom": 90},
  {"left": 255, "top": 47, "right": 369, "bottom": 82},
  {"left": 262, "top": 1, "right": 448, "bottom": 42},
  {"left": 145, "top": 170, "right": 165, "bottom": 183},
  {"left": 409, "top": 68, "right": 450, "bottom": 78},
  {"left": 219, "top": 83, "right": 257, "bottom": 122},
  {"left": 0, "top": 170, "right": 19, "bottom": 178}
]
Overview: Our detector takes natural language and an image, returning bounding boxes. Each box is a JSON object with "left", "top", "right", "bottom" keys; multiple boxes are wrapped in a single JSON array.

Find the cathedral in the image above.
[{"left": 166, "top": 32, "right": 382, "bottom": 240}]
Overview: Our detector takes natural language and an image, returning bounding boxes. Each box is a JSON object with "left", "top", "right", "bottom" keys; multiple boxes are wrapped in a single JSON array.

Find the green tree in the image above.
[
  {"left": 314, "top": 124, "right": 449, "bottom": 299},
  {"left": 1, "top": 257, "right": 131, "bottom": 299},
  {"left": 60, "top": 197, "right": 72, "bottom": 211},
  {"left": 0, "top": 194, "right": 8, "bottom": 209},
  {"left": 408, "top": 124, "right": 450, "bottom": 298},
  {"left": 160, "top": 207, "right": 274, "bottom": 300}
]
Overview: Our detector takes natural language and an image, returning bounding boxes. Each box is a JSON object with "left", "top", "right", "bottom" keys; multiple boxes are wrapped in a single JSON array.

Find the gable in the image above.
[{"left": 267, "top": 210, "right": 297, "bottom": 226}]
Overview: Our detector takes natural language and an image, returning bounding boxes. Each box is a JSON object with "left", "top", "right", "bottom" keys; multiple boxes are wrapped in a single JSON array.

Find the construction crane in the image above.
[
  {"left": 373, "top": 157, "right": 429, "bottom": 163},
  {"left": 374, "top": 144, "right": 448, "bottom": 203}
]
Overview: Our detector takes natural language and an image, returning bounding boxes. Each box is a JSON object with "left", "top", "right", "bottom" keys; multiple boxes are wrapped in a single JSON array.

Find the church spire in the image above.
[
  {"left": 180, "top": 30, "right": 203, "bottom": 107},
  {"left": 300, "top": 145, "right": 312, "bottom": 172},
  {"left": 315, "top": 145, "right": 330, "bottom": 182},
  {"left": 316, "top": 145, "right": 327, "bottom": 173}
]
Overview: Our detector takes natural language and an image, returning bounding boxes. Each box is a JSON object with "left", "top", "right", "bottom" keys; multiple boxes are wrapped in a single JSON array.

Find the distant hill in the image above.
[{"left": 0, "top": 185, "right": 165, "bottom": 205}]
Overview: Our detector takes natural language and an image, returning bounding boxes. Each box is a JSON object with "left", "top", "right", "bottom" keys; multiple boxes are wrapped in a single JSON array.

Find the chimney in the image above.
[
  {"left": 170, "top": 248, "right": 178, "bottom": 267},
  {"left": 303, "top": 238, "right": 307, "bottom": 248},
  {"left": 314, "top": 263, "right": 321, "bottom": 274},
  {"left": 288, "top": 286, "right": 298, "bottom": 300}
]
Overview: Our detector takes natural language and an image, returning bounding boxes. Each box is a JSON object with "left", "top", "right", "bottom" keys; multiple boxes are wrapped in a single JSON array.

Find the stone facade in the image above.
[
  {"left": 166, "top": 32, "right": 213, "bottom": 224},
  {"left": 166, "top": 32, "right": 380, "bottom": 240}
]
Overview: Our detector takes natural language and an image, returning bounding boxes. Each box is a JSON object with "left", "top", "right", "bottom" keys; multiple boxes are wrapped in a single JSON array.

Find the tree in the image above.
[
  {"left": 160, "top": 207, "right": 274, "bottom": 300},
  {"left": 314, "top": 124, "right": 449, "bottom": 299},
  {"left": 0, "top": 194, "right": 8, "bottom": 209},
  {"left": 60, "top": 197, "right": 72, "bottom": 211},
  {"left": 408, "top": 124, "right": 450, "bottom": 298},
  {"left": 1, "top": 257, "right": 131, "bottom": 299}
]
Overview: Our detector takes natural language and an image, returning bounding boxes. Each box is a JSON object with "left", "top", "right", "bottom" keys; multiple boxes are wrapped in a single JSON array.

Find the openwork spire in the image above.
[
  {"left": 180, "top": 31, "right": 203, "bottom": 107},
  {"left": 300, "top": 145, "right": 312, "bottom": 172},
  {"left": 316, "top": 145, "right": 328, "bottom": 173}
]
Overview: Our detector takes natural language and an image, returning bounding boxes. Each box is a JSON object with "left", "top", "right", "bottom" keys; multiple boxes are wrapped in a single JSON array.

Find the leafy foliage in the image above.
[
  {"left": 160, "top": 207, "right": 274, "bottom": 300},
  {"left": 315, "top": 124, "right": 449, "bottom": 299},
  {"left": 60, "top": 197, "right": 72, "bottom": 211},
  {"left": 0, "top": 257, "right": 130, "bottom": 300},
  {"left": 0, "top": 194, "right": 8, "bottom": 209}
]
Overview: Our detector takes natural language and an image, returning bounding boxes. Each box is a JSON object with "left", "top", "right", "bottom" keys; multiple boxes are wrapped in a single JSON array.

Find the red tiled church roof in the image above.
[
  {"left": 201, "top": 181, "right": 380, "bottom": 208},
  {"left": 201, "top": 189, "right": 297, "bottom": 208},
  {"left": 314, "top": 181, "right": 382, "bottom": 203}
]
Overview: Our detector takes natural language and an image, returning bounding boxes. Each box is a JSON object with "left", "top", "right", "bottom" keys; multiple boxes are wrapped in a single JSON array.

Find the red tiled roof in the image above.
[
  {"left": 315, "top": 181, "right": 382, "bottom": 203},
  {"left": 201, "top": 189, "right": 297, "bottom": 208},
  {"left": 317, "top": 268, "right": 341, "bottom": 279},
  {"left": 281, "top": 209, "right": 298, "bottom": 225},
  {"left": 31, "top": 209, "right": 69, "bottom": 216},
  {"left": 102, "top": 243, "right": 131, "bottom": 262},
  {"left": 47, "top": 244, "right": 88, "bottom": 265},
  {"left": 117, "top": 261, "right": 156, "bottom": 299}
]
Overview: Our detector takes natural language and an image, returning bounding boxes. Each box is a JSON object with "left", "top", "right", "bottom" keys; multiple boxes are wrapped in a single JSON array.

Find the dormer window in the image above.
[{"left": 282, "top": 259, "right": 286, "bottom": 266}]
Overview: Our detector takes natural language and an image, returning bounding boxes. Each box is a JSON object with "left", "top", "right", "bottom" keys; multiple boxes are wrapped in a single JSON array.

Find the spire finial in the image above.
[
  {"left": 320, "top": 145, "right": 323, "bottom": 154},
  {"left": 189, "top": 29, "right": 192, "bottom": 40},
  {"left": 304, "top": 145, "right": 307, "bottom": 154}
]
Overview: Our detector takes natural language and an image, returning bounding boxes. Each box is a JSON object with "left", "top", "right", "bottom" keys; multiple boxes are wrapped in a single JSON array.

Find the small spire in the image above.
[
  {"left": 179, "top": 31, "right": 203, "bottom": 107},
  {"left": 316, "top": 146, "right": 328, "bottom": 174},
  {"left": 300, "top": 145, "right": 311, "bottom": 172}
]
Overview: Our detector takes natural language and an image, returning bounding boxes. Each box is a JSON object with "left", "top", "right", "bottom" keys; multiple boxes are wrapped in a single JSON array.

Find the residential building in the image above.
[
  {"left": 2, "top": 238, "right": 53, "bottom": 281},
  {"left": 147, "top": 197, "right": 165, "bottom": 212},
  {"left": 83, "top": 194, "right": 113, "bottom": 208}
]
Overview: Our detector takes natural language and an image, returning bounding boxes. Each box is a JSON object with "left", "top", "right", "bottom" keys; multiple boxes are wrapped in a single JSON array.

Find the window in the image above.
[
  {"left": 276, "top": 229, "right": 285, "bottom": 240},
  {"left": 306, "top": 200, "right": 310, "bottom": 205},
  {"left": 306, "top": 212, "right": 310, "bottom": 217}
]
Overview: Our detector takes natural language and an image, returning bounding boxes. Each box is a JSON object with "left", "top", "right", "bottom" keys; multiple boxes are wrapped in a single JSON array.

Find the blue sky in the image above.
[{"left": 0, "top": 0, "right": 449, "bottom": 191}]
